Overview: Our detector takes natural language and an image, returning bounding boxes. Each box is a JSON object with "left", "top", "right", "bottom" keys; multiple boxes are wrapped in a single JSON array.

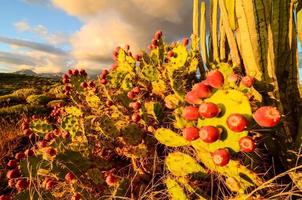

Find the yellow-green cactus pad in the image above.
[
  {"left": 165, "top": 177, "right": 188, "bottom": 200},
  {"left": 30, "top": 119, "right": 53, "bottom": 135},
  {"left": 61, "top": 115, "right": 81, "bottom": 137},
  {"left": 65, "top": 106, "right": 83, "bottom": 117},
  {"left": 169, "top": 45, "right": 188, "bottom": 69},
  {"left": 154, "top": 128, "right": 189, "bottom": 147},
  {"left": 166, "top": 152, "right": 205, "bottom": 176},
  {"left": 192, "top": 141, "right": 263, "bottom": 190},
  {"left": 197, "top": 89, "right": 252, "bottom": 152},
  {"left": 85, "top": 92, "right": 101, "bottom": 108}
]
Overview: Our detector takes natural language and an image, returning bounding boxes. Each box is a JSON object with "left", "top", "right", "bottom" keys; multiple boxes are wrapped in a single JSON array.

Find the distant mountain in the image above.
[
  {"left": 14, "top": 69, "right": 37, "bottom": 76},
  {"left": 13, "top": 69, "right": 63, "bottom": 79}
]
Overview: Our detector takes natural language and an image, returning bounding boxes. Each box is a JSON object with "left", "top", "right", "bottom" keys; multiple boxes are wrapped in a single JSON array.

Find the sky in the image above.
[
  {"left": 0, "top": 0, "right": 193, "bottom": 74},
  {"left": 0, "top": 0, "right": 301, "bottom": 82}
]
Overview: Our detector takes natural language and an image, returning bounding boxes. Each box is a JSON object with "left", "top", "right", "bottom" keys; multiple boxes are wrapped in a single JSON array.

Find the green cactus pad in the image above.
[
  {"left": 87, "top": 168, "right": 105, "bottom": 184},
  {"left": 166, "top": 152, "right": 206, "bottom": 176},
  {"left": 140, "top": 64, "right": 159, "bottom": 82},
  {"left": 154, "top": 128, "right": 189, "bottom": 147},
  {"left": 121, "top": 73, "right": 134, "bottom": 90},
  {"left": 112, "top": 178, "right": 130, "bottom": 198},
  {"left": 192, "top": 141, "right": 263, "bottom": 189},
  {"left": 122, "top": 124, "right": 143, "bottom": 146},
  {"left": 61, "top": 115, "right": 81, "bottom": 138},
  {"left": 197, "top": 89, "right": 252, "bottom": 152},
  {"left": 144, "top": 101, "right": 164, "bottom": 122},
  {"left": 165, "top": 177, "right": 188, "bottom": 200},
  {"left": 164, "top": 94, "right": 181, "bottom": 109},
  {"left": 65, "top": 106, "right": 83, "bottom": 117},
  {"left": 98, "top": 115, "right": 120, "bottom": 138},
  {"left": 152, "top": 79, "right": 167, "bottom": 96},
  {"left": 85, "top": 92, "right": 101, "bottom": 108},
  {"left": 30, "top": 119, "right": 53, "bottom": 135},
  {"left": 169, "top": 45, "right": 188, "bottom": 69}
]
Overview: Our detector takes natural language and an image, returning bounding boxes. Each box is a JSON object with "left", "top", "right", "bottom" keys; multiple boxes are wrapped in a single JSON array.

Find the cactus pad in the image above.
[
  {"left": 154, "top": 128, "right": 189, "bottom": 147},
  {"left": 30, "top": 119, "right": 53, "bottom": 135},
  {"left": 165, "top": 177, "right": 188, "bottom": 200},
  {"left": 166, "top": 152, "right": 205, "bottom": 176},
  {"left": 197, "top": 89, "right": 251, "bottom": 152}
]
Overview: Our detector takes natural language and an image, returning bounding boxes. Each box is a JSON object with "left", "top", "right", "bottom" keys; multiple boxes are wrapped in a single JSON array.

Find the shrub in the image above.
[
  {"left": 26, "top": 95, "right": 52, "bottom": 105},
  {"left": 13, "top": 88, "right": 39, "bottom": 99}
]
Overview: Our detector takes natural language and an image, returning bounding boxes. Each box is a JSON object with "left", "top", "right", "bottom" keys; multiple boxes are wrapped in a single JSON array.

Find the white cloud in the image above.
[
  {"left": 50, "top": 0, "right": 193, "bottom": 70},
  {"left": 14, "top": 21, "right": 30, "bottom": 32}
]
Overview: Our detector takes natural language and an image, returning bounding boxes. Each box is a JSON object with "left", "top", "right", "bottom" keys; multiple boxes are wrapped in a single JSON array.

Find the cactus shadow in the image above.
[
  {"left": 239, "top": 173, "right": 254, "bottom": 185},
  {"left": 216, "top": 103, "right": 226, "bottom": 118},
  {"left": 217, "top": 125, "right": 228, "bottom": 141}
]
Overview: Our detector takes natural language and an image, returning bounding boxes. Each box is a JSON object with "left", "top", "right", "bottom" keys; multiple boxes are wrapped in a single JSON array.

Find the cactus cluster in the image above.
[
  {"left": 155, "top": 64, "right": 281, "bottom": 198},
  {"left": 0, "top": 30, "right": 282, "bottom": 200}
]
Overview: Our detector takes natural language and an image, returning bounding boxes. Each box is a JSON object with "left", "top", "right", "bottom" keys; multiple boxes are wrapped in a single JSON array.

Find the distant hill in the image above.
[
  {"left": 14, "top": 69, "right": 63, "bottom": 79},
  {"left": 14, "top": 69, "right": 37, "bottom": 76}
]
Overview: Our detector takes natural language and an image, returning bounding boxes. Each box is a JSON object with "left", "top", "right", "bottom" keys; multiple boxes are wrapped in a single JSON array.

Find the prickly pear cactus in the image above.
[{"left": 154, "top": 64, "right": 268, "bottom": 197}]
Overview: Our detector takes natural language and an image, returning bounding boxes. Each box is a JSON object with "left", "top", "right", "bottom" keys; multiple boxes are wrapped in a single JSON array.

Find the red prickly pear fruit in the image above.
[
  {"left": 226, "top": 114, "right": 249, "bottom": 132},
  {"left": 192, "top": 83, "right": 212, "bottom": 99},
  {"left": 111, "top": 63, "right": 118, "bottom": 70},
  {"left": 73, "top": 69, "right": 79, "bottom": 76},
  {"left": 46, "top": 147, "right": 57, "bottom": 157},
  {"left": 205, "top": 70, "right": 224, "bottom": 88},
  {"left": 132, "top": 87, "right": 140, "bottom": 94},
  {"left": 199, "top": 102, "right": 220, "bottom": 118},
  {"left": 131, "top": 113, "right": 141, "bottom": 123},
  {"left": 88, "top": 81, "right": 95, "bottom": 88},
  {"left": 182, "top": 37, "right": 189, "bottom": 46},
  {"left": 44, "top": 133, "right": 54, "bottom": 141},
  {"left": 62, "top": 74, "right": 69, "bottom": 80},
  {"left": 15, "top": 179, "right": 29, "bottom": 192},
  {"left": 199, "top": 126, "right": 220, "bottom": 143},
  {"left": 239, "top": 136, "right": 256, "bottom": 152},
  {"left": 113, "top": 50, "right": 118, "bottom": 57},
  {"left": 79, "top": 69, "right": 87, "bottom": 76},
  {"left": 7, "top": 160, "right": 18, "bottom": 168},
  {"left": 182, "top": 127, "right": 199, "bottom": 141},
  {"left": 63, "top": 78, "right": 70, "bottom": 84},
  {"left": 127, "top": 91, "right": 136, "bottom": 99},
  {"left": 6, "top": 169, "right": 21, "bottom": 179},
  {"left": 253, "top": 106, "right": 281, "bottom": 127},
  {"left": 8, "top": 179, "right": 15, "bottom": 187},
  {"left": 241, "top": 76, "right": 254, "bottom": 87},
  {"left": 185, "top": 91, "right": 202, "bottom": 104},
  {"left": 15, "top": 152, "right": 25, "bottom": 160},
  {"left": 106, "top": 100, "right": 113, "bottom": 107},
  {"left": 65, "top": 172, "right": 75, "bottom": 183},
  {"left": 23, "top": 129, "right": 32, "bottom": 136},
  {"left": 100, "top": 79, "right": 108, "bottom": 85},
  {"left": 128, "top": 51, "right": 133, "bottom": 57},
  {"left": 45, "top": 180, "right": 57, "bottom": 190},
  {"left": 228, "top": 73, "right": 240, "bottom": 83},
  {"left": 134, "top": 54, "right": 142, "bottom": 61},
  {"left": 154, "top": 31, "right": 163, "bottom": 40},
  {"left": 106, "top": 174, "right": 118, "bottom": 186},
  {"left": 24, "top": 149, "right": 34, "bottom": 157},
  {"left": 64, "top": 85, "right": 71, "bottom": 91},
  {"left": 0, "top": 195, "right": 12, "bottom": 200},
  {"left": 167, "top": 50, "right": 175, "bottom": 58},
  {"left": 71, "top": 193, "right": 81, "bottom": 200},
  {"left": 64, "top": 91, "right": 71, "bottom": 96},
  {"left": 151, "top": 38, "right": 158, "bottom": 46},
  {"left": 38, "top": 140, "right": 48, "bottom": 148},
  {"left": 115, "top": 46, "right": 121, "bottom": 52},
  {"left": 212, "top": 149, "right": 230, "bottom": 166},
  {"left": 183, "top": 106, "right": 199, "bottom": 121},
  {"left": 21, "top": 122, "right": 29, "bottom": 130},
  {"left": 124, "top": 44, "right": 130, "bottom": 51},
  {"left": 129, "top": 102, "right": 141, "bottom": 110},
  {"left": 68, "top": 69, "right": 73, "bottom": 75},
  {"left": 62, "top": 131, "right": 70, "bottom": 139},
  {"left": 80, "top": 81, "right": 88, "bottom": 88}
]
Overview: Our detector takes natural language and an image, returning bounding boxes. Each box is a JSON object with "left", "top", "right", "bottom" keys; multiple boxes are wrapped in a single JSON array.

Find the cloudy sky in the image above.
[{"left": 0, "top": 0, "right": 194, "bottom": 74}]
